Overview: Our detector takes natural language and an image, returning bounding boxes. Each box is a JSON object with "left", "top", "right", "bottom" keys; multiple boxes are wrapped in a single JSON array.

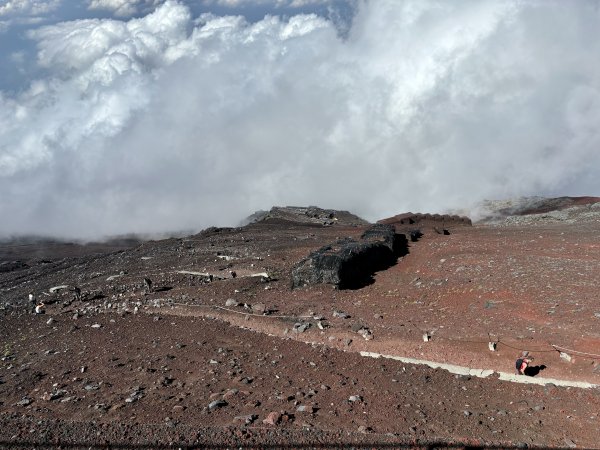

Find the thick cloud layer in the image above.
[{"left": 1, "top": 0, "right": 600, "bottom": 239}]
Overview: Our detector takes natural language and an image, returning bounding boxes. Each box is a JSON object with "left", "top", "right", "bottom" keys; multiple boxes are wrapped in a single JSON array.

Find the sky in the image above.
[{"left": 1, "top": 0, "right": 599, "bottom": 239}]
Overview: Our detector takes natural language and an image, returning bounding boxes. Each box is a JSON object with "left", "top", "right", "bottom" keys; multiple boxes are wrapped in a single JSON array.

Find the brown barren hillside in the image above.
[{"left": 1, "top": 201, "right": 600, "bottom": 448}]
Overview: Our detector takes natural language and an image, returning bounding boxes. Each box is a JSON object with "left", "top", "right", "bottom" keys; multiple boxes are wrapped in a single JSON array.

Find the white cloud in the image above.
[
  {"left": 0, "top": 0, "right": 61, "bottom": 16},
  {"left": 0, "top": 0, "right": 60, "bottom": 32},
  {"left": 1, "top": 0, "right": 600, "bottom": 239},
  {"left": 202, "top": 0, "right": 334, "bottom": 8},
  {"left": 87, "top": 0, "right": 164, "bottom": 17}
]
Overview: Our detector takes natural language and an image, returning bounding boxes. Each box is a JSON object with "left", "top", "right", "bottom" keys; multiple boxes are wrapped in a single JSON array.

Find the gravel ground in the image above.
[{"left": 2, "top": 200, "right": 600, "bottom": 448}]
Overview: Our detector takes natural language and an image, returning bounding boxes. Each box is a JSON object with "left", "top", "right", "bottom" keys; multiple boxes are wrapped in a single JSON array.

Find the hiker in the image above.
[
  {"left": 28, "top": 293, "right": 35, "bottom": 308},
  {"left": 73, "top": 286, "right": 81, "bottom": 301},
  {"left": 515, "top": 351, "right": 534, "bottom": 375}
]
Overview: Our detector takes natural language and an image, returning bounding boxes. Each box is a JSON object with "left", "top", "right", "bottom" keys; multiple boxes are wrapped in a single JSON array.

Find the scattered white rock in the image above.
[
  {"left": 208, "top": 399, "right": 227, "bottom": 410},
  {"left": 15, "top": 397, "right": 32, "bottom": 406},
  {"left": 293, "top": 322, "right": 311, "bottom": 333},
  {"left": 225, "top": 299, "right": 239, "bottom": 307},
  {"left": 358, "top": 328, "right": 374, "bottom": 340},
  {"left": 106, "top": 274, "right": 124, "bottom": 281},
  {"left": 560, "top": 352, "right": 572, "bottom": 362},
  {"left": 49, "top": 285, "right": 69, "bottom": 293}
]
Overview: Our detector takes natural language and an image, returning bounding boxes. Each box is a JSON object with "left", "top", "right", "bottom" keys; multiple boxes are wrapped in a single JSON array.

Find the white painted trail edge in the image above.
[{"left": 360, "top": 351, "right": 599, "bottom": 390}]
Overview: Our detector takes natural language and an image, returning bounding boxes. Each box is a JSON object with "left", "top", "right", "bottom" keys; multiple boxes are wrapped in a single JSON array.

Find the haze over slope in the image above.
[{"left": 1, "top": 0, "right": 600, "bottom": 239}]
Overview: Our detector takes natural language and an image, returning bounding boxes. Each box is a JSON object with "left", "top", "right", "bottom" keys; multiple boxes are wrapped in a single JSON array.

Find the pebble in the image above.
[
  {"left": 41, "top": 390, "right": 66, "bottom": 401},
  {"left": 15, "top": 397, "right": 32, "bottom": 406},
  {"left": 564, "top": 438, "right": 577, "bottom": 448},
  {"left": 293, "top": 322, "right": 310, "bottom": 333},
  {"left": 296, "top": 405, "right": 315, "bottom": 413},
  {"left": 263, "top": 411, "right": 281, "bottom": 425},
  {"left": 358, "top": 328, "right": 373, "bottom": 340},
  {"left": 349, "top": 395, "right": 362, "bottom": 403},
  {"left": 125, "top": 387, "right": 144, "bottom": 403},
  {"left": 225, "top": 299, "right": 239, "bottom": 307},
  {"left": 333, "top": 311, "right": 350, "bottom": 319},
  {"left": 251, "top": 303, "right": 266, "bottom": 314},
  {"left": 234, "top": 414, "right": 257, "bottom": 424},
  {"left": 239, "top": 376, "right": 253, "bottom": 385},
  {"left": 91, "top": 324, "right": 101, "bottom": 329},
  {"left": 222, "top": 389, "right": 239, "bottom": 399},
  {"left": 351, "top": 323, "right": 365, "bottom": 332},
  {"left": 208, "top": 399, "right": 227, "bottom": 410},
  {"left": 560, "top": 352, "right": 572, "bottom": 362}
]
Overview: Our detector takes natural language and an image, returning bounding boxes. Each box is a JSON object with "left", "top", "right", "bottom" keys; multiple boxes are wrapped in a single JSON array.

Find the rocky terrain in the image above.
[{"left": 1, "top": 201, "right": 600, "bottom": 449}]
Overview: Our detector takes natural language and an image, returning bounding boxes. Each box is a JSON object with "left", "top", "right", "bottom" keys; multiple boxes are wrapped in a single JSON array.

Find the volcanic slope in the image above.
[{"left": 1, "top": 201, "right": 600, "bottom": 448}]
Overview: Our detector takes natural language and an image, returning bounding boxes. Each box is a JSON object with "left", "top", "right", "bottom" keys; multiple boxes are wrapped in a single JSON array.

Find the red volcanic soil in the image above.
[{"left": 1, "top": 202, "right": 600, "bottom": 448}]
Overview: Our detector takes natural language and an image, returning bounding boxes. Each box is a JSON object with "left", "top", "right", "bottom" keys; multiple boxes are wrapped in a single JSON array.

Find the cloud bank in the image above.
[
  {"left": 0, "top": 0, "right": 61, "bottom": 31},
  {"left": 87, "top": 0, "right": 163, "bottom": 17},
  {"left": 1, "top": 0, "right": 600, "bottom": 239}
]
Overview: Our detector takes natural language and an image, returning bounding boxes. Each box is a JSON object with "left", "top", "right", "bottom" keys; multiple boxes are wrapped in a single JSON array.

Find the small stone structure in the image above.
[{"left": 291, "top": 224, "right": 407, "bottom": 290}]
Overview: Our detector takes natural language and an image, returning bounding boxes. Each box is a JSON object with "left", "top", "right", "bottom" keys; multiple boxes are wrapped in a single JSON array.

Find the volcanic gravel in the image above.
[{"left": 1, "top": 202, "right": 600, "bottom": 448}]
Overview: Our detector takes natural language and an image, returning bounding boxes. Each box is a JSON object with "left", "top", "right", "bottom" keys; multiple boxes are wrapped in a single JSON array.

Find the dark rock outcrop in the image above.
[
  {"left": 377, "top": 212, "right": 471, "bottom": 235},
  {"left": 291, "top": 224, "right": 407, "bottom": 290},
  {"left": 242, "top": 206, "right": 368, "bottom": 227}
]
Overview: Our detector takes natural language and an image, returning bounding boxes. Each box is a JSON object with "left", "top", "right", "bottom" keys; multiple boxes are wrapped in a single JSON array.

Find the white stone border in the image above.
[{"left": 360, "top": 351, "right": 598, "bottom": 389}]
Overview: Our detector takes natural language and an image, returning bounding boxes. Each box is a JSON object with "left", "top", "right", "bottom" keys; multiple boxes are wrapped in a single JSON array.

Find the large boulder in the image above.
[{"left": 291, "top": 224, "right": 407, "bottom": 290}]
